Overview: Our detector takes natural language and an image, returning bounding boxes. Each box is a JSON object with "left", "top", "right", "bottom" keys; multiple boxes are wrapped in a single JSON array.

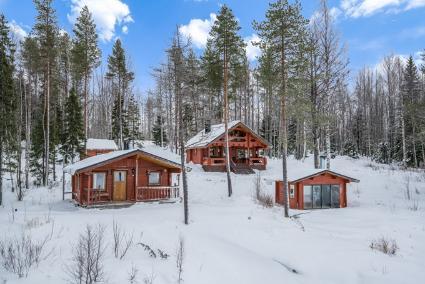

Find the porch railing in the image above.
[
  {"left": 136, "top": 186, "right": 180, "bottom": 201},
  {"left": 249, "top": 157, "right": 266, "bottom": 166}
]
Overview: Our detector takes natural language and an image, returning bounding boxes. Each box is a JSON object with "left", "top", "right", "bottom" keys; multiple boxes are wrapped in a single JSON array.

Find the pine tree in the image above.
[
  {"left": 107, "top": 39, "right": 134, "bottom": 149},
  {"left": 254, "top": 0, "right": 308, "bottom": 217},
  {"left": 0, "top": 14, "right": 17, "bottom": 205},
  {"left": 71, "top": 5, "right": 101, "bottom": 139},
  {"left": 152, "top": 115, "right": 168, "bottom": 147},
  {"left": 61, "top": 88, "right": 84, "bottom": 163},
  {"left": 33, "top": 0, "right": 58, "bottom": 186},
  {"left": 208, "top": 4, "right": 246, "bottom": 197}
]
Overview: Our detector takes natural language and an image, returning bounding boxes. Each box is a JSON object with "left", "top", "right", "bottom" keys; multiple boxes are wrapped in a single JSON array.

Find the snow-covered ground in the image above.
[{"left": 1, "top": 149, "right": 425, "bottom": 284}]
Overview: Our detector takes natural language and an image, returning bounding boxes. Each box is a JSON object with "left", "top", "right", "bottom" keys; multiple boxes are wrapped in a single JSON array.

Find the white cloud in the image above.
[
  {"left": 179, "top": 13, "right": 216, "bottom": 49},
  {"left": 341, "top": 0, "right": 425, "bottom": 17},
  {"left": 7, "top": 20, "right": 27, "bottom": 42},
  {"left": 245, "top": 34, "right": 261, "bottom": 62},
  {"left": 68, "top": 0, "right": 133, "bottom": 42},
  {"left": 122, "top": 25, "right": 128, "bottom": 34}
]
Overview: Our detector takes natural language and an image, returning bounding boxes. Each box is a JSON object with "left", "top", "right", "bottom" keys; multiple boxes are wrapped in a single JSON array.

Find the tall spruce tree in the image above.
[
  {"left": 0, "top": 14, "right": 17, "bottom": 205},
  {"left": 208, "top": 4, "right": 246, "bottom": 197},
  {"left": 71, "top": 5, "right": 101, "bottom": 140},
  {"left": 107, "top": 39, "right": 134, "bottom": 149},
  {"left": 61, "top": 88, "right": 84, "bottom": 163},
  {"left": 127, "top": 94, "right": 142, "bottom": 148},
  {"left": 254, "top": 0, "right": 308, "bottom": 217}
]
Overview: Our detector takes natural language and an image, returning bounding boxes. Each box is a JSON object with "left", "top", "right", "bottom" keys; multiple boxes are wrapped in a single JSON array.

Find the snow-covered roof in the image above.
[
  {"left": 86, "top": 138, "right": 118, "bottom": 150},
  {"left": 284, "top": 169, "right": 360, "bottom": 183},
  {"left": 64, "top": 149, "right": 181, "bottom": 175},
  {"left": 185, "top": 120, "right": 268, "bottom": 149}
]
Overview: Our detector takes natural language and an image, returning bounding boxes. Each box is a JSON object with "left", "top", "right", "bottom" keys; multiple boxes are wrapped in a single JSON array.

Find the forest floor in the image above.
[{"left": 1, "top": 147, "right": 425, "bottom": 284}]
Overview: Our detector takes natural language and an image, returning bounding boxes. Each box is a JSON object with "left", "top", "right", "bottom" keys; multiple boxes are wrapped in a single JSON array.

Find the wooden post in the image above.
[
  {"left": 87, "top": 174, "right": 91, "bottom": 206},
  {"left": 135, "top": 157, "right": 139, "bottom": 201}
]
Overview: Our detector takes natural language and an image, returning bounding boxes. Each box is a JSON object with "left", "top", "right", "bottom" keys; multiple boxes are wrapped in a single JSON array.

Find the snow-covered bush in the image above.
[
  {"left": 112, "top": 220, "right": 134, "bottom": 260},
  {"left": 342, "top": 142, "right": 359, "bottom": 159},
  {"left": 66, "top": 224, "right": 106, "bottom": 284},
  {"left": 372, "top": 142, "right": 390, "bottom": 164},
  {"left": 0, "top": 232, "right": 49, "bottom": 278},
  {"left": 370, "top": 237, "right": 398, "bottom": 256},
  {"left": 176, "top": 237, "right": 184, "bottom": 284},
  {"left": 254, "top": 173, "right": 273, "bottom": 208}
]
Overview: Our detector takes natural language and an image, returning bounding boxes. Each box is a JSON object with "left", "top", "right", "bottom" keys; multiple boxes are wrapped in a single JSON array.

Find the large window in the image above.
[
  {"left": 148, "top": 171, "right": 161, "bottom": 185},
  {"left": 303, "top": 184, "right": 340, "bottom": 209},
  {"left": 93, "top": 172, "right": 106, "bottom": 191}
]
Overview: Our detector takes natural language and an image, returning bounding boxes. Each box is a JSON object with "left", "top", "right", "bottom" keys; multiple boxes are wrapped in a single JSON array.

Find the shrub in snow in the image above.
[
  {"left": 138, "top": 242, "right": 157, "bottom": 258},
  {"left": 342, "top": 142, "right": 359, "bottom": 159},
  {"left": 112, "top": 220, "right": 134, "bottom": 260},
  {"left": 253, "top": 172, "right": 273, "bottom": 208},
  {"left": 128, "top": 264, "right": 138, "bottom": 284},
  {"left": 66, "top": 224, "right": 106, "bottom": 284},
  {"left": 176, "top": 237, "right": 184, "bottom": 284},
  {"left": 370, "top": 237, "right": 398, "bottom": 256},
  {"left": 372, "top": 142, "right": 390, "bottom": 164},
  {"left": 0, "top": 232, "right": 49, "bottom": 278}
]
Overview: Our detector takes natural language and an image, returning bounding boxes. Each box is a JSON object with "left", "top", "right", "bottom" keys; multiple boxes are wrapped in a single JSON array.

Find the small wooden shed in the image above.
[
  {"left": 275, "top": 170, "right": 359, "bottom": 209},
  {"left": 85, "top": 138, "right": 118, "bottom": 157},
  {"left": 64, "top": 149, "right": 182, "bottom": 206}
]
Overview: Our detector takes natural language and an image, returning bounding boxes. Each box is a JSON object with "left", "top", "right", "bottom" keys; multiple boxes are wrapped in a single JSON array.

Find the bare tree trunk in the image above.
[
  {"left": 44, "top": 61, "right": 50, "bottom": 186},
  {"left": 325, "top": 123, "right": 331, "bottom": 169},
  {"left": 223, "top": 37, "right": 233, "bottom": 198}
]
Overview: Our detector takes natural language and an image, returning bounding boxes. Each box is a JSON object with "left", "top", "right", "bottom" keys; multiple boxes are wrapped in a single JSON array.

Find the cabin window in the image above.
[
  {"left": 93, "top": 172, "right": 106, "bottom": 191},
  {"left": 303, "top": 184, "right": 340, "bottom": 209},
  {"left": 290, "top": 184, "right": 295, "bottom": 198},
  {"left": 148, "top": 171, "right": 161, "bottom": 185}
]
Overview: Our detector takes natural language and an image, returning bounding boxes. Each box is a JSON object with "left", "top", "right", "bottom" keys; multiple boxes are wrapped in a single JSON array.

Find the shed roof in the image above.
[
  {"left": 64, "top": 149, "right": 181, "bottom": 175},
  {"left": 289, "top": 169, "right": 360, "bottom": 184},
  {"left": 185, "top": 120, "right": 269, "bottom": 149},
  {"left": 86, "top": 138, "right": 118, "bottom": 150}
]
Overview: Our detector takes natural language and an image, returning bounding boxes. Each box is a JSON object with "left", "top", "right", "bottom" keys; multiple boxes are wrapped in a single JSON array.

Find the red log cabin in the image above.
[
  {"left": 185, "top": 121, "right": 269, "bottom": 173},
  {"left": 64, "top": 149, "right": 182, "bottom": 206},
  {"left": 275, "top": 170, "right": 359, "bottom": 209}
]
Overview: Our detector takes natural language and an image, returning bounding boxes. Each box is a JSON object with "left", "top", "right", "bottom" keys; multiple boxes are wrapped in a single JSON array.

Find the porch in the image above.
[
  {"left": 74, "top": 185, "right": 180, "bottom": 206},
  {"left": 201, "top": 146, "right": 267, "bottom": 172}
]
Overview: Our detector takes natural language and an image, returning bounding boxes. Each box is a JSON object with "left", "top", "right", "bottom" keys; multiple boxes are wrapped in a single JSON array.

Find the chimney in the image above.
[{"left": 205, "top": 120, "right": 211, "bottom": 133}]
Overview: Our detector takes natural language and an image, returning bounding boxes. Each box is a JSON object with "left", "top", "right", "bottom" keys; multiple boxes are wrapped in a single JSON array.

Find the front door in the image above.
[{"left": 113, "top": 171, "right": 127, "bottom": 201}]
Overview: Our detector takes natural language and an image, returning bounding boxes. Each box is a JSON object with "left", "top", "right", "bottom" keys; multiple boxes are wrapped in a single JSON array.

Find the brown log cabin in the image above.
[
  {"left": 185, "top": 121, "right": 269, "bottom": 174},
  {"left": 64, "top": 149, "right": 182, "bottom": 206},
  {"left": 275, "top": 170, "right": 359, "bottom": 209}
]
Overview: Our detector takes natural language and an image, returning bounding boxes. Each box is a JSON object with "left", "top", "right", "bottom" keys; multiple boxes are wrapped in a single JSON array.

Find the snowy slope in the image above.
[{"left": 1, "top": 149, "right": 424, "bottom": 284}]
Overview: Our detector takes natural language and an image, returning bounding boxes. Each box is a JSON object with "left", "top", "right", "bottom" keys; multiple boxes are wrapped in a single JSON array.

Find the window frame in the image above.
[
  {"left": 148, "top": 171, "right": 161, "bottom": 186},
  {"left": 93, "top": 172, "right": 107, "bottom": 192},
  {"left": 289, "top": 184, "right": 295, "bottom": 198}
]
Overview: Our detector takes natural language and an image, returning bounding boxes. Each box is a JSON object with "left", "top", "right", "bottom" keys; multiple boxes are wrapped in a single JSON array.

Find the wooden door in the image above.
[{"left": 113, "top": 171, "right": 127, "bottom": 201}]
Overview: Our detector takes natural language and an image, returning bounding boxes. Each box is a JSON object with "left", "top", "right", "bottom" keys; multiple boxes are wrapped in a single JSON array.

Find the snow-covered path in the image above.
[{"left": 1, "top": 153, "right": 424, "bottom": 284}]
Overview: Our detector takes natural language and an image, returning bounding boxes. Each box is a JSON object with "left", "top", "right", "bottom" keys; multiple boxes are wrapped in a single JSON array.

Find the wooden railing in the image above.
[
  {"left": 136, "top": 186, "right": 180, "bottom": 201},
  {"left": 83, "top": 188, "right": 111, "bottom": 205},
  {"left": 249, "top": 157, "right": 266, "bottom": 166}
]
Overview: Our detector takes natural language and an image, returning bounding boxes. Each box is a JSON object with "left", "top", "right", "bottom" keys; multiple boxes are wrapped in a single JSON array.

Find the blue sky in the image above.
[{"left": 1, "top": 0, "right": 425, "bottom": 94}]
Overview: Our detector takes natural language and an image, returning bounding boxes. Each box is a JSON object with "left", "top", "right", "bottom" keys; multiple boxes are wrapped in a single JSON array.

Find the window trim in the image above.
[
  {"left": 93, "top": 172, "right": 107, "bottom": 192},
  {"left": 289, "top": 184, "right": 295, "bottom": 198},
  {"left": 148, "top": 171, "right": 161, "bottom": 186}
]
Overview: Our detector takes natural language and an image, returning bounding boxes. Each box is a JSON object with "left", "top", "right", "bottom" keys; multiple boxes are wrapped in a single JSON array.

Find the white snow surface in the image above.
[
  {"left": 185, "top": 120, "right": 241, "bottom": 148},
  {"left": 86, "top": 138, "right": 118, "bottom": 150},
  {"left": 1, "top": 147, "right": 425, "bottom": 284}
]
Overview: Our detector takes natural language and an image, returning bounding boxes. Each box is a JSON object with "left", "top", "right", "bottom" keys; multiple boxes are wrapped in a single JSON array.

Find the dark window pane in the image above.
[
  {"left": 313, "top": 185, "right": 322, "bottom": 208},
  {"left": 303, "top": 185, "right": 312, "bottom": 209},
  {"left": 321, "top": 185, "right": 331, "bottom": 208},
  {"left": 331, "top": 185, "right": 340, "bottom": 208}
]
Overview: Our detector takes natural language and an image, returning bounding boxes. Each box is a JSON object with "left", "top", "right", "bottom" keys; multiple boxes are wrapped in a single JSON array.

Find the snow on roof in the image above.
[
  {"left": 141, "top": 145, "right": 180, "bottom": 165},
  {"left": 283, "top": 169, "right": 360, "bottom": 183},
  {"left": 64, "top": 148, "right": 181, "bottom": 175},
  {"left": 185, "top": 120, "right": 243, "bottom": 149},
  {"left": 86, "top": 138, "right": 118, "bottom": 150}
]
